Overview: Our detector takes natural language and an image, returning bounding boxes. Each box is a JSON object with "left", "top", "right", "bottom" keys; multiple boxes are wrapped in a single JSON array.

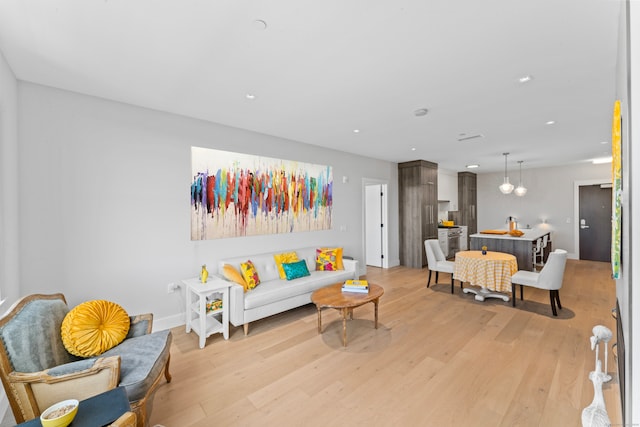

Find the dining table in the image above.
[{"left": 455, "top": 250, "right": 518, "bottom": 302}]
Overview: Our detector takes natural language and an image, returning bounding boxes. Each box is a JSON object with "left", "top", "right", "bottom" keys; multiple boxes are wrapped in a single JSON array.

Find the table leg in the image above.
[
  {"left": 374, "top": 299, "right": 379, "bottom": 329},
  {"left": 342, "top": 308, "right": 348, "bottom": 347},
  {"left": 316, "top": 306, "right": 322, "bottom": 334}
]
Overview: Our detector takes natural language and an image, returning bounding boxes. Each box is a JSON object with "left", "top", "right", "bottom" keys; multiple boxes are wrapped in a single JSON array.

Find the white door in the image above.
[{"left": 365, "top": 184, "right": 383, "bottom": 267}]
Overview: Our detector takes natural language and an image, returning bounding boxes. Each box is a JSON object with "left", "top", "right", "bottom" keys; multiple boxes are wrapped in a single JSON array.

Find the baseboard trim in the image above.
[{"left": 152, "top": 312, "right": 185, "bottom": 332}]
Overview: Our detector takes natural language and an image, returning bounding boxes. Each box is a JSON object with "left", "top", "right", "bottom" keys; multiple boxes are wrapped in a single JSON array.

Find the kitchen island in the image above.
[{"left": 470, "top": 228, "right": 552, "bottom": 272}]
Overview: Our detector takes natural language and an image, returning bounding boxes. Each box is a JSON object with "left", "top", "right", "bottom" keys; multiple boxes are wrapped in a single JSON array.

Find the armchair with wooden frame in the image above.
[{"left": 0, "top": 294, "right": 172, "bottom": 427}]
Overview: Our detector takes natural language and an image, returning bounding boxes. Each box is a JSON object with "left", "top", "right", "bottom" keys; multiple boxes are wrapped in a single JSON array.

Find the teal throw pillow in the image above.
[{"left": 282, "top": 260, "right": 310, "bottom": 280}]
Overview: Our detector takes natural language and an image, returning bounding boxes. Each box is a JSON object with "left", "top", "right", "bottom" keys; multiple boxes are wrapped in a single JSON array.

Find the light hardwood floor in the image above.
[{"left": 150, "top": 260, "right": 621, "bottom": 426}]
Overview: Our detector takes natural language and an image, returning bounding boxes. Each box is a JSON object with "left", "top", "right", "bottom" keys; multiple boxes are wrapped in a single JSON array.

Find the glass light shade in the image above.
[
  {"left": 499, "top": 178, "right": 514, "bottom": 194},
  {"left": 514, "top": 185, "right": 528, "bottom": 196},
  {"left": 514, "top": 161, "right": 526, "bottom": 196}
]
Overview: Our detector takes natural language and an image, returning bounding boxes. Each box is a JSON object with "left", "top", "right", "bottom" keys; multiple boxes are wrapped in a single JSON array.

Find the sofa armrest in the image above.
[
  {"left": 7, "top": 356, "right": 121, "bottom": 421},
  {"left": 127, "top": 313, "right": 153, "bottom": 337},
  {"left": 343, "top": 259, "right": 359, "bottom": 280},
  {"left": 228, "top": 283, "right": 245, "bottom": 327},
  {"left": 10, "top": 355, "right": 120, "bottom": 384}
]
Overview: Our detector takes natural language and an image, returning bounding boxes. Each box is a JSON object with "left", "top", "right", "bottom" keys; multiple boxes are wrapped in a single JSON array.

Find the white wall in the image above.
[
  {"left": 476, "top": 162, "right": 611, "bottom": 257},
  {"left": 15, "top": 82, "right": 399, "bottom": 329},
  {"left": 0, "top": 50, "right": 19, "bottom": 306},
  {"left": 0, "top": 48, "right": 18, "bottom": 427},
  {"left": 622, "top": 1, "right": 639, "bottom": 423}
]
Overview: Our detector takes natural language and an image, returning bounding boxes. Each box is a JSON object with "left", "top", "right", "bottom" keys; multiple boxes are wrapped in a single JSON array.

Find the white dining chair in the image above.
[
  {"left": 511, "top": 249, "right": 568, "bottom": 316},
  {"left": 424, "top": 239, "right": 459, "bottom": 294}
]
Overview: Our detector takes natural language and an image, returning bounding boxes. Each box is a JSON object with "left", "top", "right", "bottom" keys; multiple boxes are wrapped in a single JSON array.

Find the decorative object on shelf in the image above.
[
  {"left": 514, "top": 160, "right": 527, "bottom": 197},
  {"left": 581, "top": 324, "right": 613, "bottom": 426},
  {"left": 498, "top": 152, "right": 514, "bottom": 194},
  {"left": 590, "top": 325, "right": 613, "bottom": 382},
  {"left": 581, "top": 359, "right": 611, "bottom": 427},
  {"left": 200, "top": 264, "right": 208, "bottom": 283},
  {"left": 481, "top": 246, "right": 487, "bottom": 255}
]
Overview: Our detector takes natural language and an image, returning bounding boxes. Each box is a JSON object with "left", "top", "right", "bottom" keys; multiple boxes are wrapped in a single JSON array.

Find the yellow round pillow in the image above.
[{"left": 61, "top": 300, "right": 130, "bottom": 358}]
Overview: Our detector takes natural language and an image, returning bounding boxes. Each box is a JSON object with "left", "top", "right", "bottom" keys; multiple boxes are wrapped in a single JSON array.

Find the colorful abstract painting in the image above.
[
  {"left": 190, "top": 147, "right": 333, "bottom": 240},
  {"left": 611, "top": 100, "right": 622, "bottom": 279}
]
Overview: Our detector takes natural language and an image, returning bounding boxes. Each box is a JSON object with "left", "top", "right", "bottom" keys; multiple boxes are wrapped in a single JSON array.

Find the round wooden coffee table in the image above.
[{"left": 311, "top": 282, "right": 384, "bottom": 347}]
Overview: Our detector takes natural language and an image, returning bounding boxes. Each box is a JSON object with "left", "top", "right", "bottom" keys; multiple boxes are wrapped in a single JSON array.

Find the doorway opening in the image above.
[{"left": 363, "top": 180, "right": 389, "bottom": 268}]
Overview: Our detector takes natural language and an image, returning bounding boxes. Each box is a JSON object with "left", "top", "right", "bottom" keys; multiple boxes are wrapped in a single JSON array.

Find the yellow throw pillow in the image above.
[
  {"left": 240, "top": 260, "right": 261, "bottom": 290},
  {"left": 273, "top": 252, "right": 299, "bottom": 279},
  {"left": 316, "top": 247, "right": 344, "bottom": 271},
  {"left": 223, "top": 264, "right": 249, "bottom": 292},
  {"left": 61, "top": 300, "right": 130, "bottom": 358}
]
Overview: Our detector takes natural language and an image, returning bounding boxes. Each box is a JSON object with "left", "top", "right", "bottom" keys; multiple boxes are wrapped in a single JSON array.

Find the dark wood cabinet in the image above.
[
  {"left": 458, "top": 172, "right": 477, "bottom": 247},
  {"left": 398, "top": 160, "right": 438, "bottom": 268}
]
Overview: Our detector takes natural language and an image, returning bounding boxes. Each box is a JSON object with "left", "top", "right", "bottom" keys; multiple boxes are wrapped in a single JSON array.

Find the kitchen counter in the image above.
[
  {"left": 469, "top": 228, "right": 552, "bottom": 271},
  {"left": 469, "top": 228, "right": 550, "bottom": 242}
]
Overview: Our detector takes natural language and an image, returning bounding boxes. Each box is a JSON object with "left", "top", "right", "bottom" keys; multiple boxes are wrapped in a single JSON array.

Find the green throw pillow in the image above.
[{"left": 282, "top": 260, "right": 310, "bottom": 280}]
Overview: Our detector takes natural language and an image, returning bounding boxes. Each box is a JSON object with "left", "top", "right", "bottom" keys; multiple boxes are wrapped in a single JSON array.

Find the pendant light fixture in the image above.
[
  {"left": 499, "top": 152, "right": 514, "bottom": 194},
  {"left": 514, "top": 160, "right": 527, "bottom": 197}
]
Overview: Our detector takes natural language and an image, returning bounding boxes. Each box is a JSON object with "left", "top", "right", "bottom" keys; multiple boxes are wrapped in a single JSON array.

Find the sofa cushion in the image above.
[
  {"left": 101, "top": 330, "right": 172, "bottom": 402},
  {"left": 243, "top": 269, "right": 354, "bottom": 310},
  {"left": 282, "top": 260, "right": 311, "bottom": 280},
  {"left": 61, "top": 300, "right": 130, "bottom": 358},
  {"left": 240, "top": 260, "right": 261, "bottom": 290},
  {"left": 222, "top": 264, "right": 248, "bottom": 291},
  {"left": 273, "top": 252, "right": 299, "bottom": 279}
]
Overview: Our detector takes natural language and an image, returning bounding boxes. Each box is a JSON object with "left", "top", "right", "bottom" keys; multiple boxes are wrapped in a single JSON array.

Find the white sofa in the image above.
[{"left": 218, "top": 247, "right": 359, "bottom": 335}]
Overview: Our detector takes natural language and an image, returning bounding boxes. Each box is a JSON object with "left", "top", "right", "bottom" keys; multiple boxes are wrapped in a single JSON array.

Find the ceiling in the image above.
[{"left": 0, "top": 0, "right": 622, "bottom": 172}]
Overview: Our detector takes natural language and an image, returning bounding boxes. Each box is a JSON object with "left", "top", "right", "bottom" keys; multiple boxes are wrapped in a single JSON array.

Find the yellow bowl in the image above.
[
  {"left": 40, "top": 399, "right": 79, "bottom": 427},
  {"left": 442, "top": 220, "right": 454, "bottom": 227}
]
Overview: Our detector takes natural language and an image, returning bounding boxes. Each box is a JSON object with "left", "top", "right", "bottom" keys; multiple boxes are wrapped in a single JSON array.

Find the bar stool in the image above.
[
  {"left": 532, "top": 234, "right": 549, "bottom": 271},
  {"left": 532, "top": 238, "right": 543, "bottom": 271}
]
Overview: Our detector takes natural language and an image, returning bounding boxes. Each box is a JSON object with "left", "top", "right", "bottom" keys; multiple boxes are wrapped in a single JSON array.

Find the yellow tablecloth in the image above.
[{"left": 454, "top": 251, "right": 518, "bottom": 293}]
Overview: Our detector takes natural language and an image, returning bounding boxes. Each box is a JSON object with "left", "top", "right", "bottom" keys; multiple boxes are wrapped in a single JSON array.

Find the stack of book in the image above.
[
  {"left": 342, "top": 279, "right": 369, "bottom": 293},
  {"left": 206, "top": 298, "right": 223, "bottom": 312}
]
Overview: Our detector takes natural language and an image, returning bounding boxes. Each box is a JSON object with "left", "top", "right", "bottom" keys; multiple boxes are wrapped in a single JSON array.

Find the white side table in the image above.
[{"left": 183, "top": 277, "right": 231, "bottom": 348}]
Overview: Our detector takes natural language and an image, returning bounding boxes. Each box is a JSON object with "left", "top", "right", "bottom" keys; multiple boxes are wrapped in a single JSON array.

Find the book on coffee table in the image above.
[{"left": 342, "top": 279, "right": 369, "bottom": 293}]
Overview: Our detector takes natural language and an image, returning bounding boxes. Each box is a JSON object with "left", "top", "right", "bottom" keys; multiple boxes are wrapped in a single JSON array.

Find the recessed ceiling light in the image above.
[
  {"left": 466, "top": 164, "right": 479, "bottom": 169},
  {"left": 593, "top": 157, "right": 613, "bottom": 164},
  {"left": 600, "top": 141, "right": 609, "bottom": 145},
  {"left": 411, "top": 147, "right": 416, "bottom": 151},
  {"left": 518, "top": 75, "right": 533, "bottom": 83},
  {"left": 353, "top": 129, "right": 360, "bottom": 133},
  {"left": 414, "top": 108, "right": 429, "bottom": 117},
  {"left": 546, "top": 120, "right": 555, "bottom": 125},
  {"left": 245, "top": 93, "right": 256, "bottom": 100}
]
